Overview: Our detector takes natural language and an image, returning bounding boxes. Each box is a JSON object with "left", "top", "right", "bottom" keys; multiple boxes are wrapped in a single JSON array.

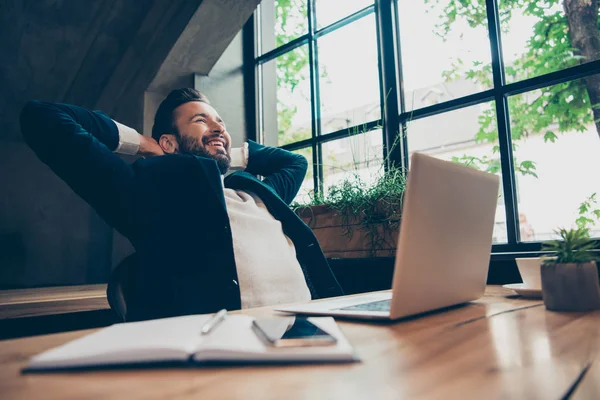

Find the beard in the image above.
[{"left": 178, "top": 135, "right": 231, "bottom": 174}]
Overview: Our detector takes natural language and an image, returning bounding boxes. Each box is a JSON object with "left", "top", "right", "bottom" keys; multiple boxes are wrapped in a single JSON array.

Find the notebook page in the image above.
[{"left": 27, "top": 314, "right": 214, "bottom": 370}]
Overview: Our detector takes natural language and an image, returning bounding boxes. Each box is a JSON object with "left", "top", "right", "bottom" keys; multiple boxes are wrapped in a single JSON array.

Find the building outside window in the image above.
[{"left": 252, "top": 0, "right": 600, "bottom": 251}]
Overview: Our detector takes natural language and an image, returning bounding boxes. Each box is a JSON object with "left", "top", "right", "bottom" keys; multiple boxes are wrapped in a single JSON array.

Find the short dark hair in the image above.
[{"left": 151, "top": 88, "right": 210, "bottom": 142}]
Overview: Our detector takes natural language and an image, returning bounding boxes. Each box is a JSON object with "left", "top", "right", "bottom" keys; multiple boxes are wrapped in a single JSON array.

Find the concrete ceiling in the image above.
[
  {"left": 1, "top": 0, "right": 260, "bottom": 138},
  {"left": 1, "top": 0, "right": 151, "bottom": 139},
  {"left": 148, "top": 0, "right": 261, "bottom": 94}
]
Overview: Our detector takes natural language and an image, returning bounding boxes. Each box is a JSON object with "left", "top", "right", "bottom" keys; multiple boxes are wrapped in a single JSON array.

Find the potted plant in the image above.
[
  {"left": 540, "top": 227, "right": 600, "bottom": 311},
  {"left": 294, "top": 167, "right": 406, "bottom": 259}
]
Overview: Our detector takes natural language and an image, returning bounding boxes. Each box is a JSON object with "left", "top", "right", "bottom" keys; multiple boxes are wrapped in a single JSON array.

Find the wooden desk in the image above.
[{"left": 1, "top": 286, "right": 598, "bottom": 399}]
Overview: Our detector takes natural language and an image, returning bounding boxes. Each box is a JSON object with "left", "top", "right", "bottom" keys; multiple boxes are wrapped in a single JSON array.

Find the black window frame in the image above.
[{"left": 245, "top": 0, "right": 600, "bottom": 257}]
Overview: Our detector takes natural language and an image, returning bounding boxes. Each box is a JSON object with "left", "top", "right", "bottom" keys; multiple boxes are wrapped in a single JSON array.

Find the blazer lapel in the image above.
[
  {"left": 195, "top": 156, "right": 227, "bottom": 211},
  {"left": 225, "top": 172, "right": 287, "bottom": 222},
  {"left": 225, "top": 172, "right": 278, "bottom": 197}
]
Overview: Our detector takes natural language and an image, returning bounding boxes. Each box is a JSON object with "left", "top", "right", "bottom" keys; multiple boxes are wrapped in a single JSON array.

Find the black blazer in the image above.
[{"left": 20, "top": 101, "right": 343, "bottom": 321}]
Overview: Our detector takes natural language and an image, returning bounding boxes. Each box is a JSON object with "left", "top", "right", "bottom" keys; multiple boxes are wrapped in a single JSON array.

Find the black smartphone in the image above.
[{"left": 251, "top": 317, "right": 337, "bottom": 347}]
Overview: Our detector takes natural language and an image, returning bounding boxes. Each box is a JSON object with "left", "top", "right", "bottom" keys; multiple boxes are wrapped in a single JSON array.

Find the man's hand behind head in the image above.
[{"left": 138, "top": 135, "right": 165, "bottom": 157}]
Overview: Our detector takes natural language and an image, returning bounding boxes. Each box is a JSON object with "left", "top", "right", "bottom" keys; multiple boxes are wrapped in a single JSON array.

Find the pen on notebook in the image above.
[{"left": 200, "top": 309, "right": 228, "bottom": 335}]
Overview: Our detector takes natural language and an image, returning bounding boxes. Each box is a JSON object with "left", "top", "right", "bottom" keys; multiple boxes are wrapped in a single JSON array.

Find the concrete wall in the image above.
[
  {"left": 0, "top": 0, "right": 159, "bottom": 288},
  {"left": 0, "top": 0, "right": 258, "bottom": 289},
  {"left": 195, "top": 32, "right": 247, "bottom": 147}
]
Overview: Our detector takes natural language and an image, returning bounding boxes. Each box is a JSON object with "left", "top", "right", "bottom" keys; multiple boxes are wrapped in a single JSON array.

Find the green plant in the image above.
[
  {"left": 293, "top": 127, "right": 407, "bottom": 256},
  {"left": 426, "top": 0, "right": 600, "bottom": 142},
  {"left": 295, "top": 167, "right": 406, "bottom": 257},
  {"left": 541, "top": 227, "right": 598, "bottom": 265},
  {"left": 576, "top": 193, "right": 600, "bottom": 231}
]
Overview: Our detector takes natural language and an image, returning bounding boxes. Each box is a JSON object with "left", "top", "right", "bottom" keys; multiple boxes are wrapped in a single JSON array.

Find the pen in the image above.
[{"left": 200, "top": 309, "right": 228, "bottom": 335}]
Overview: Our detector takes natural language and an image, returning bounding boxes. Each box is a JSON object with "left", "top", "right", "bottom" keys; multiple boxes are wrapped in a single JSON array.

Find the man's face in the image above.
[{"left": 172, "top": 101, "right": 232, "bottom": 173}]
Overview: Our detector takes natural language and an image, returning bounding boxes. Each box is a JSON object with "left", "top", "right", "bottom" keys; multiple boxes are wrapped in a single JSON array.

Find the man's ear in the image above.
[{"left": 159, "top": 134, "right": 179, "bottom": 154}]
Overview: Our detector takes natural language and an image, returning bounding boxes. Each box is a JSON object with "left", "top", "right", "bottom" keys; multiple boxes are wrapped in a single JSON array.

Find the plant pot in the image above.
[
  {"left": 296, "top": 204, "right": 400, "bottom": 259},
  {"left": 541, "top": 261, "right": 600, "bottom": 311}
]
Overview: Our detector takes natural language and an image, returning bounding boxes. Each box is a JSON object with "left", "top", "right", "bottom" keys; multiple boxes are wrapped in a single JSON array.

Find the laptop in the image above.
[{"left": 277, "top": 152, "right": 500, "bottom": 320}]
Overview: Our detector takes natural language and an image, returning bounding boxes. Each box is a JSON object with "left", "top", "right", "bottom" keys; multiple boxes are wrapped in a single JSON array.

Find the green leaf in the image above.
[
  {"left": 520, "top": 160, "right": 536, "bottom": 170},
  {"left": 543, "top": 131, "right": 558, "bottom": 143},
  {"left": 576, "top": 216, "right": 592, "bottom": 229},
  {"left": 541, "top": 227, "right": 598, "bottom": 264}
]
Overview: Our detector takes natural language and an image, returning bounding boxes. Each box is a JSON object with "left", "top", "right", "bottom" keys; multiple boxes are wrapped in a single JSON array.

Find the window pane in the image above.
[
  {"left": 500, "top": 0, "right": 600, "bottom": 84},
  {"left": 510, "top": 74, "right": 600, "bottom": 241},
  {"left": 260, "top": 0, "right": 308, "bottom": 55},
  {"left": 315, "top": 0, "right": 373, "bottom": 30},
  {"left": 261, "top": 46, "right": 312, "bottom": 147},
  {"left": 292, "top": 147, "right": 314, "bottom": 205},
  {"left": 322, "top": 130, "right": 384, "bottom": 196},
  {"left": 318, "top": 14, "right": 381, "bottom": 135},
  {"left": 397, "top": 0, "right": 493, "bottom": 111},
  {"left": 406, "top": 102, "right": 508, "bottom": 244}
]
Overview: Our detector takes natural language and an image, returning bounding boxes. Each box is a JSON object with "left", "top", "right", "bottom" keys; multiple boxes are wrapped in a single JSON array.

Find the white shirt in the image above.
[{"left": 223, "top": 189, "right": 311, "bottom": 309}]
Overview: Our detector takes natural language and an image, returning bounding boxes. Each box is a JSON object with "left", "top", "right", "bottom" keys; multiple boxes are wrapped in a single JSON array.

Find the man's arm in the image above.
[
  {"left": 20, "top": 101, "right": 149, "bottom": 238},
  {"left": 244, "top": 140, "right": 308, "bottom": 205}
]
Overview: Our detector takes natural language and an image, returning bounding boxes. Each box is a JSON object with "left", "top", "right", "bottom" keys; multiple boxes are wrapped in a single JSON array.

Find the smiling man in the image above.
[{"left": 20, "top": 88, "right": 343, "bottom": 321}]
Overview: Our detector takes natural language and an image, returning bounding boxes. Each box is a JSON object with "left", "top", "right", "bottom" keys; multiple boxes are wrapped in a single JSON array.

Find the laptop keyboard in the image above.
[{"left": 338, "top": 299, "right": 391, "bottom": 312}]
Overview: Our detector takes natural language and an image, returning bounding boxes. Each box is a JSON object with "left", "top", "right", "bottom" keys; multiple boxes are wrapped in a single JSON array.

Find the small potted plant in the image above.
[{"left": 541, "top": 227, "right": 600, "bottom": 311}]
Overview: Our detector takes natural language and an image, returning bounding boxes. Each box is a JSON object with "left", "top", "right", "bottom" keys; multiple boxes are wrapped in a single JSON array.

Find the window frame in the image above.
[{"left": 247, "top": 0, "right": 600, "bottom": 257}]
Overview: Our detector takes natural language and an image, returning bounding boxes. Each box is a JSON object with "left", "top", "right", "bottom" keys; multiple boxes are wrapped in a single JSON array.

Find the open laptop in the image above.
[{"left": 277, "top": 152, "right": 500, "bottom": 320}]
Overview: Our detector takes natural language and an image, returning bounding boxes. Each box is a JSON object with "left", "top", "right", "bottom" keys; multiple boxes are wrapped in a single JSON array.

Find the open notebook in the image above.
[{"left": 24, "top": 314, "right": 357, "bottom": 371}]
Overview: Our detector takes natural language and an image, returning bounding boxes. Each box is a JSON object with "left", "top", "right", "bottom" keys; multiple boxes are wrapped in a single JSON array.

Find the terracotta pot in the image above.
[
  {"left": 296, "top": 204, "right": 400, "bottom": 259},
  {"left": 541, "top": 261, "right": 600, "bottom": 311}
]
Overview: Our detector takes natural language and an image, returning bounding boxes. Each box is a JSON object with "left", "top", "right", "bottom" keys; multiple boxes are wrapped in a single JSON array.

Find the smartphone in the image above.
[{"left": 251, "top": 317, "right": 337, "bottom": 348}]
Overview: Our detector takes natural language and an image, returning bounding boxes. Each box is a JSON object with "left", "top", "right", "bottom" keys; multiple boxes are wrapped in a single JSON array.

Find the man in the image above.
[{"left": 20, "top": 88, "right": 343, "bottom": 321}]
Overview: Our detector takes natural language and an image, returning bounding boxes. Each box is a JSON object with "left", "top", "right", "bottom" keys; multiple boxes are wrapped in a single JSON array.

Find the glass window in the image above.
[
  {"left": 292, "top": 147, "right": 315, "bottom": 204},
  {"left": 406, "top": 102, "right": 508, "bottom": 244},
  {"left": 261, "top": 45, "right": 312, "bottom": 146},
  {"left": 315, "top": 0, "right": 373, "bottom": 30},
  {"left": 510, "top": 74, "right": 600, "bottom": 241},
  {"left": 254, "top": 0, "right": 600, "bottom": 249},
  {"left": 397, "top": 0, "right": 493, "bottom": 111},
  {"left": 500, "top": 0, "right": 600, "bottom": 84},
  {"left": 261, "top": 0, "right": 308, "bottom": 55},
  {"left": 318, "top": 14, "right": 381, "bottom": 135},
  {"left": 322, "top": 129, "right": 384, "bottom": 196}
]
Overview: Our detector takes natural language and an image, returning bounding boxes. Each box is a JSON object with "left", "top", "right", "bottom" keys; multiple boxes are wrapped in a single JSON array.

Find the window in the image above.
[
  {"left": 509, "top": 74, "right": 600, "bottom": 241},
  {"left": 260, "top": 45, "right": 312, "bottom": 146},
  {"left": 397, "top": 0, "right": 493, "bottom": 111},
  {"left": 318, "top": 14, "right": 381, "bottom": 134},
  {"left": 315, "top": 0, "right": 373, "bottom": 29},
  {"left": 260, "top": 0, "right": 308, "bottom": 55},
  {"left": 500, "top": 0, "right": 600, "bottom": 84},
  {"left": 252, "top": 0, "right": 600, "bottom": 253},
  {"left": 256, "top": 0, "right": 383, "bottom": 204},
  {"left": 322, "top": 129, "right": 384, "bottom": 197}
]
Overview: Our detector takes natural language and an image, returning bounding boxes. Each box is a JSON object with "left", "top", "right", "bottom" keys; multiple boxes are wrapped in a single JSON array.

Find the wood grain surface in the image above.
[{"left": 0, "top": 286, "right": 598, "bottom": 400}]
